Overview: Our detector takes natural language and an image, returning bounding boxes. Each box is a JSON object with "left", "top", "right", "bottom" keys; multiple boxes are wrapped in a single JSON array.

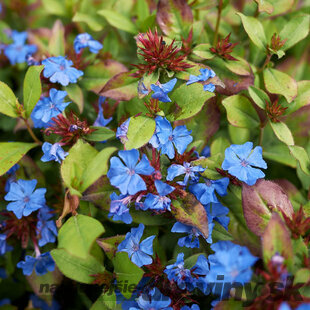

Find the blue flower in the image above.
[
  {"left": 116, "top": 118, "right": 130, "bottom": 144},
  {"left": 93, "top": 97, "right": 112, "bottom": 127},
  {"left": 130, "top": 288, "right": 172, "bottom": 310},
  {"left": 189, "top": 177, "right": 229, "bottom": 204},
  {"left": 31, "top": 294, "right": 60, "bottom": 310},
  {"left": 41, "top": 142, "right": 68, "bottom": 163},
  {"left": 279, "top": 303, "right": 310, "bottom": 310},
  {"left": 4, "top": 30, "right": 37, "bottom": 65},
  {"left": 0, "top": 234, "right": 13, "bottom": 256},
  {"left": 6, "top": 164, "right": 19, "bottom": 175},
  {"left": 107, "top": 150, "right": 154, "bottom": 195},
  {"left": 74, "top": 33, "right": 103, "bottom": 54},
  {"left": 151, "top": 78, "right": 177, "bottom": 102},
  {"left": 181, "top": 305, "right": 200, "bottom": 310},
  {"left": 138, "top": 79, "right": 149, "bottom": 95},
  {"left": 4, "top": 179, "right": 46, "bottom": 219},
  {"left": 205, "top": 202, "right": 230, "bottom": 231},
  {"left": 171, "top": 222, "right": 204, "bottom": 248},
  {"left": 207, "top": 241, "right": 258, "bottom": 286},
  {"left": 42, "top": 56, "right": 83, "bottom": 86},
  {"left": 167, "top": 162, "right": 205, "bottom": 185},
  {"left": 109, "top": 193, "right": 132, "bottom": 224},
  {"left": 186, "top": 68, "right": 216, "bottom": 93},
  {"left": 142, "top": 180, "right": 175, "bottom": 211},
  {"left": 31, "top": 88, "right": 70, "bottom": 128},
  {"left": 17, "top": 252, "right": 55, "bottom": 276},
  {"left": 150, "top": 116, "right": 193, "bottom": 159},
  {"left": 222, "top": 142, "right": 267, "bottom": 186},
  {"left": 36, "top": 206, "right": 58, "bottom": 247},
  {"left": 200, "top": 145, "right": 211, "bottom": 158},
  {"left": 118, "top": 224, "right": 155, "bottom": 267},
  {"left": 164, "top": 253, "right": 196, "bottom": 291},
  {"left": 5, "top": 164, "right": 19, "bottom": 192}
]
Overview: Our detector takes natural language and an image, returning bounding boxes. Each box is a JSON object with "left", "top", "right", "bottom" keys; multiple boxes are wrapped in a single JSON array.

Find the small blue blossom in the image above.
[
  {"left": 171, "top": 222, "right": 204, "bottom": 248},
  {"left": 222, "top": 142, "right": 267, "bottom": 186},
  {"left": 31, "top": 294, "right": 60, "bottom": 310},
  {"left": 4, "top": 179, "right": 46, "bottom": 219},
  {"left": 93, "top": 97, "right": 112, "bottom": 127},
  {"left": 74, "top": 33, "right": 103, "bottom": 54},
  {"left": 151, "top": 78, "right": 177, "bottom": 102},
  {"left": 0, "top": 234, "right": 13, "bottom": 256},
  {"left": 118, "top": 224, "right": 155, "bottom": 267},
  {"left": 31, "top": 88, "right": 70, "bottom": 128},
  {"left": 189, "top": 177, "right": 229, "bottom": 205},
  {"left": 279, "top": 303, "right": 310, "bottom": 310},
  {"left": 6, "top": 164, "right": 19, "bottom": 175},
  {"left": 138, "top": 79, "right": 149, "bottom": 95},
  {"left": 41, "top": 142, "right": 68, "bottom": 163},
  {"left": 200, "top": 145, "right": 211, "bottom": 158},
  {"left": 167, "top": 162, "right": 205, "bottom": 185},
  {"left": 142, "top": 180, "right": 175, "bottom": 211},
  {"left": 130, "top": 288, "right": 172, "bottom": 310},
  {"left": 181, "top": 305, "right": 200, "bottom": 310},
  {"left": 36, "top": 206, "right": 58, "bottom": 247},
  {"left": 164, "top": 253, "right": 196, "bottom": 291},
  {"left": 207, "top": 241, "right": 258, "bottom": 287},
  {"left": 5, "top": 164, "right": 19, "bottom": 192},
  {"left": 116, "top": 118, "right": 130, "bottom": 144},
  {"left": 205, "top": 202, "right": 230, "bottom": 231},
  {"left": 0, "top": 299, "right": 10, "bottom": 307},
  {"left": 109, "top": 193, "right": 132, "bottom": 224},
  {"left": 4, "top": 30, "right": 37, "bottom": 65},
  {"left": 17, "top": 252, "right": 55, "bottom": 276},
  {"left": 107, "top": 150, "right": 155, "bottom": 195},
  {"left": 42, "top": 56, "right": 83, "bottom": 86},
  {"left": 186, "top": 68, "right": 216, "bottom": 93},
  {"left": 150, "top": 116, "right": 193, "bottom": 159}
]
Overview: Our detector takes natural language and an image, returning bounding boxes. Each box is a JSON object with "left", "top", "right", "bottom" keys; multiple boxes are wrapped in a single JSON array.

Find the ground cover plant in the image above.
[{"left": 0, "top": 0, "right": 309, "bottom": 309}]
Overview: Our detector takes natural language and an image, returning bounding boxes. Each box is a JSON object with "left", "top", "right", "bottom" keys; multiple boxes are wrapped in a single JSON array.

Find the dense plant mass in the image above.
[{"left": 0, "top": 0, "right": 309, "bottom": 309}]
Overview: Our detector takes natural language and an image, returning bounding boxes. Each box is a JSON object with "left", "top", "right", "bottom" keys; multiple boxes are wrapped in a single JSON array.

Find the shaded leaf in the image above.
[
  {"left": 248, "top": 86, "right": 269, "bottom": 110},
  {"left": 48, "top": 20, "right": 65, "bottom": 56},
  {"left": 65, "top": 84, "right": 84, "bottom": 113},
  {"left": 288, "top": 145, "right": 310, "bottom": 175},
  {"left": 0, "top": 81, "right": 20, "bottom": 118},
  {"left": 97, "top": 235, "right": 125, "bottom": 260},
  {"left": 270, "top": 121, "right": 294, "bottom": 146},
  {"left": 85, "top": 127, "right": 115, "bottom": 142}
]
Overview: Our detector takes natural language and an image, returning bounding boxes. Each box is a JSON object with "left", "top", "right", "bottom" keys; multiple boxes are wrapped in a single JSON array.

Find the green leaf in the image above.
[
  {"left": 263, "top": 144, "right": 296, "bottom": 168},
  {"left": 99, "top": 72, "right": 137, "bottom": 101},
  {"left": 192, "top": 153, "right": 223, "bottom": 179},
  {"left": 97, "top": 235, "right": 125, "bottom": 260},
  {"left": 192, "top": 44, "right": 214, "bottom": 59},
  {"left": 23, "top": 65, "right": 44, "bottom": 118},
  {"left": 262, "top": 212, "right": 293, "bottom": 270},
  {"left": 284, "top": 81, "right": 310, "bottom": 114},
  {"left": 72, "top": 12, "right": 105, "bottom": 31},
  {"left": 65, "top": 84, "right": 84, "bottom": 113},
  {"left": 61, "top": 140, "right": 98, "bottom": 195},
  {"left": 42, "top": 0, "right": 66, "bottom": 16},
  {"left": 288, "top": 145, "right": 310, "bottom": 175},
  {"left": 237, "top": 13, "right": 267, "bottom": 50},
  {"left": 91, "top": 291, "right": 116, "bottom": 310},
  {"left": 125, "top": 116, "right": 155, "bottom": 150},
  {"left": 0, "top": 81, "right": 20, "bottom": 118},
  {"left": 58, "top": 215, "right": 105, "bottom": 259},
  {"left": 168, "top": 83, "right": 215, "bottom": 121},
  {"left": 172, "top": 192, "right": 209, "bottom": 239},
  {"left": 279, "top": 14, "right": 310, "bottom": 51},
  {"left": 112, "top": 252, "right": 144, "bottom": 299},
  {"left": 210, "top": 137, "right": 230, "bottom": 155},
  {"left": 48, "top": 20, "right": 65, "bottom": 56},
  {"left": 224, "top": 57, "right": 251, "bottom": 76},
  {"left": 222, "top": 95, "right": 260, "bottom": 128},
  {"left": 263, "top": 68, "right": 297, "bottom": 103},
  {"left": 98, "top": 10, "right": 138, "bottom": 34},
  {"left": 80, "top": 147, "right": 117, "bottom": 192},
  {"left": 248, "top": 86, "right": 270, "bottom": 109},
  {"left": 85, "top": 127, "right": 115, "bottom": 142},
  {"left": 270, "top": 121, "right": 294, "bottom": 146},
  {"left": 0, "top": 142, "right": 37, "bottom": 176},
  {"left": 228, "top": 125, "right": 250, "bottom": 145},
  {"left": 51, "top": 249, "right": 105, "bottom": 284},
  {"left": 137, "top": 0, "right": 150, "bottom": 23}
]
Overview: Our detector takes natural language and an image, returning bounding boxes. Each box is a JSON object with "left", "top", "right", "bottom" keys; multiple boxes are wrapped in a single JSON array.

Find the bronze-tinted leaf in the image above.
[
  {"left": 242, "top": 179, "right": 293, "bottom": 236},
  {"left": 171, "top": 191, "right": 208, "bottom": 238},
  {"left": 157, "top": 0, "right": 193, "bottom": 37},
  {"left": 262, "top": 212, "right": 293, "bottom": 269}
]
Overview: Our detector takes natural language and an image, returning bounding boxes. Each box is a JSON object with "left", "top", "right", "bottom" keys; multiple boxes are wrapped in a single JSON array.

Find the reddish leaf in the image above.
[
  {"left": 171, "top": 191, "right": 208, "bottom": 238},
  {"left": 242, "top": 179, "right": 293, "bottom": 236}
]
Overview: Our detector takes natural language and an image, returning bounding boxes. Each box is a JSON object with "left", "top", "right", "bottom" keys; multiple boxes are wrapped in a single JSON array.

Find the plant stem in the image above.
[
  {"left": 23, "top": 118, "right": 42, "bottom": 145},
  {"left": 259, "top": 125, "right": 264, "bottom": 146},
  {"left": 258, "top": 53, "right": 271, "bottom": 73},
  {"left": 213, "top": 0, "right": 223, "bottom": 46}
]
